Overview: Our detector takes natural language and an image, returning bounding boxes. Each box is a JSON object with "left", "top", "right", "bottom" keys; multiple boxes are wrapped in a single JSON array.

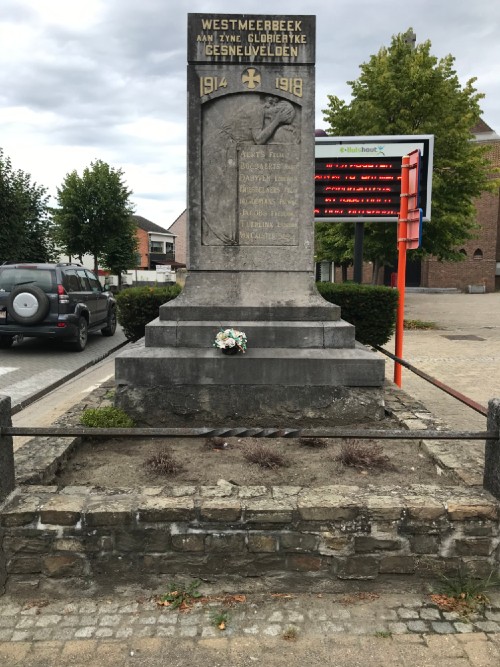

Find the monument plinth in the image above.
[{"left": 115, "top": 14, "right": 385, "bottom": 425}]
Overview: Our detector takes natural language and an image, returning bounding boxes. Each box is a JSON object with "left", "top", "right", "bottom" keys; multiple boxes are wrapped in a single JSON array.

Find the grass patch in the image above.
[
  {"left": 211, "top": 610, "right": 229, "bottom": 630},
  {"left": 335, "top": 440, "right": 395, "bottom": 471},
  {"left": 283, "top": 626, "right": 298, "bottom": 641},
  {"left": 144, "top": 448, "right": 183, "bottom": 476},
  {"left": 404, "top": 319, "right": 437, "bottom": 330},
  {"left": 80, "top": 406, "right": 134, "bottom": 428},
  {"left": 243, "top": 444, "right": 289, "bottom": 469}
]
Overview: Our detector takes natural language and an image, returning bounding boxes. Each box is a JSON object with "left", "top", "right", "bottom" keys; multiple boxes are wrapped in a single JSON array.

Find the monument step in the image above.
[
  {"left": 145, "top": 319, "right": 356, "bottom": 349},
  {"left": 115, "top": 345, "right": 384, "bottom": 387},
  {"left": 159, "top": 304, "right": 341, "bottom": 322}
]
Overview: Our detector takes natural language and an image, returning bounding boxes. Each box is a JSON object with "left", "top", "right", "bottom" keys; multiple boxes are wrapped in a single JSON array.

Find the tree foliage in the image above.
[
  {"left": 0, "top": 148, "right": 56, "bottom": 264},
  {"left": 319, "top": 29, "right": 493, "bottom": 276},
  {"left": 53, "top": 160, "right": 136, "bottom": 274}
]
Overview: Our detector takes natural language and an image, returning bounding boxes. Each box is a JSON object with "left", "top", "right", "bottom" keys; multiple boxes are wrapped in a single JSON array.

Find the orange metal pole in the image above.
[{"left": 394, "top": 155, "right": 410, "bottom": 387}]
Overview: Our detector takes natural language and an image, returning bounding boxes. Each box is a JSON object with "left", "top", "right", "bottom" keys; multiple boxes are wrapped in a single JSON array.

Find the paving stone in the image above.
[
  {"left": 263, "top": 624, "right": 282, "bottom": 636},
  {"left": 157, "top": 625, "right": 176, "bottom": 637},
  {"left": 11, "top": 630, "right": 31, "bottom": 642},
  {"left": 408, "top": 620, "right": 429, "bottom": 633},
  {"left": 115, "top": 627, "right": 134, "bottom": 639},
  {"left": 99, "top": 614, "right": 121, "bottom": 626},
  {"left": 398, "top": 608, "right": 419, "bottom": 619},
  {"left": 388, "top": 622, "right": 409, "bottom": 634},
  {"left": 179, "top": 626, "right": 198, "bottom": 637},
  {"left": 0, "top": 629, "right": 13, "bottom": 641},
  {"left": 420, "top": 608, "right": 441, "bottom": 620},
  {"left": 474, "top": 621, "right": 500, "bottom": 633},
  {"left": 431, "top": 622, "right": 456, "bottom": 634},
  {"left": 454, "top": 622, "right": 475, "bottom": 633},
  {"left": 74, "top": 626, "right": 96, "bottom": 639}
]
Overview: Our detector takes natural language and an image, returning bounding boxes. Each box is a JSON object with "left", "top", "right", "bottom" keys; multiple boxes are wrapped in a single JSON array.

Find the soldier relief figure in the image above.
[{"left": 201, "top": 94, "right": 300, "bottom": 245}]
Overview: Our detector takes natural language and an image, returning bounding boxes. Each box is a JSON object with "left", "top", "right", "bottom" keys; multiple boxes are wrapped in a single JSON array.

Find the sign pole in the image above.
[{"left": 394, "top": 155, "right": 410, "bottom": 387}]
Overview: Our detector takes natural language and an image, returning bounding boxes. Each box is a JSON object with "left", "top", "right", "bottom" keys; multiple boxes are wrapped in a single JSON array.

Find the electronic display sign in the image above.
[{"left": 314, "top": 136, "right": 434, "bottom": 223}]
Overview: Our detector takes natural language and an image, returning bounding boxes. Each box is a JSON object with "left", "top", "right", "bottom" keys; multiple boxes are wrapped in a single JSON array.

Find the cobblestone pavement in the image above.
[{"left": 1, "top": 590, "right": 500, "bottom": 666}]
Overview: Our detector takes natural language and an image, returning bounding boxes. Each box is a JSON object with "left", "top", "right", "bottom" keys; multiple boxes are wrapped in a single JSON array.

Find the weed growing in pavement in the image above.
[
  {"left": 282, "top": 626, "right": 298, "bottom": 641},
  {"left": 243, "top": 444, "right": 289, "bottom": 469},
  {"left": 374, "top": 630, "right": 392, "bottom": 638},
  {"left": 211, "top": 610, "right": 229, "bottom": 630},
  {"left": 80, "top": 406, "right": 134, "bottom": 428},
  {"left": 144, "top": 448, "right": 183, "bottom": 476},
  {"left": 298, "top": 436, "right": 328, "bottom": 449},
  {"left": 430, "top": 569, "right": 500, "bottom": 617},
  {"left": 335, "top": 439, "right": 395, "bottom": 471},
  {"left": 404, "top": 319, "right": 437, "bottom": 330},
  {"left": 157, "top": 580, "right": 203, "bottom": 610}
]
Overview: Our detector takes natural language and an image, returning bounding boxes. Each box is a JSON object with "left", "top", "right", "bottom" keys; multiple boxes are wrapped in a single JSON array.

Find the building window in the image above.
[
  {"left": 473, "top": 249, "right": 483, "bottom": 260},
  {"left": 165, "top": 242, "right": 174, "bottom": 253},
  {"left": 150, "top": 241, "right": 164, "bottom": 253}
]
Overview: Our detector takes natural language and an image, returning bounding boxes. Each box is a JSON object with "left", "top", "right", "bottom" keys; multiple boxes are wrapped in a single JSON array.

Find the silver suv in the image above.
[{"left": 0, "top": 263, "right": 117, "bottom": 351}]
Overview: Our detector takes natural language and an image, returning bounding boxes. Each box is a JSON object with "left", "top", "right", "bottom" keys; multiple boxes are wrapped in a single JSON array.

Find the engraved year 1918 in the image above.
[{"left": 275, "top": 77, "right": 303, "bottom": 98}]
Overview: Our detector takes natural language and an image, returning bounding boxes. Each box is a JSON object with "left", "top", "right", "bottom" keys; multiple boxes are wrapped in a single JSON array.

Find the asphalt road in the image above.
[{"left": 0, "top": 326, "right": 128, "bottom": 412}]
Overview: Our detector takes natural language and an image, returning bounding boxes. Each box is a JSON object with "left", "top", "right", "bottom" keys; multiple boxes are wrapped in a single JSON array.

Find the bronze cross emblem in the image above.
[{"left": 241, "top": 67, "right": 261, "bottom": 89}]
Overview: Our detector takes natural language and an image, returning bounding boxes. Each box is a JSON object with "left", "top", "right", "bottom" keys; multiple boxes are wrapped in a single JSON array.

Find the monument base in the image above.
[
  {"left": 115, "top": 381, "right": 384, "bottom": 427},
  {"left": 115, "top": 344, "right": 385, "bottom": 426}
]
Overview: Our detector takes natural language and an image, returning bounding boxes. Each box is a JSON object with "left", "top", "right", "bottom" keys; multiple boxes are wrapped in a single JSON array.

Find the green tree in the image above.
[
  {"left": 0, "top": 148, "right": 56, "bottom": 264},
  {"left": 53, "top": 160, "right": 135, "bottom": 275},
  {"left": 100, "top": 217, "right": 138, "bottom": 287},
  {"left": 320, "top": 29, "right": 493, "bottom": 280}
]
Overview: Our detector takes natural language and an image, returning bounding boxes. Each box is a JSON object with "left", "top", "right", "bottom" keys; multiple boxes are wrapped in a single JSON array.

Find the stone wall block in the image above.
[
  {"left": 42, "top": 553, "right": 88, "bottom": 578},
  {"left": 6, "top": 555, "right": 43, "bottom": 574},
  {"left": 286, "top": 554, "right": 327, "bottom": 572},
  {"left": 409, "top": 535, "right": 439, "bottom": 554},
  {"left": 318, "top": 533, "right": 353, "bottom": 555},
  {"left": 205, "top": 533, "right": 246, "bottom": 553},
  {"left": 279, "top": 532, "right": 318, "bottom": 552},
  {"left": 297, "top": 488, "right": 362, "bottom": 521},
  {"left": 171, "top": 534, "right": 205, "bottom": 552},
  {"left": 0, "top": 395, "right": 15, "bottom": 504},
  {"left": 40, "top": 495, "right": 85, "bottom": 526},
  {"left": 199, "top": 500, "right": 241, "bottom": 522},
  {"left": 247, "top": 534, "right": 278, "bottom": 553},
  {"left": 354, "top": 536, "right": 402, "bottom": 553},
  {"left": 403, "top": 497, "right": 446, "bottom": 521},
  {"left": 366, "top": 497, "right": 405, "bottom": 521},
  {"left": 137, "top": 497, "right": 195, "bottom": 523},
  {"left": 446, "top": 500, "right": 498, "bottom": 521},
  {"left": 379, "top": 555, "right": 416, "bottom": 574},
  {"left": 3, "top": 534, "right": 54, "bottom": 556},
  {"left": 337, "top": 556, "right": 379, "bottom": 580},
  {"left": 84, "top": 497, "right": 135, "bottom": 527},
  {"left": 454, "top": 537, "right": 494, "bottom": 557},
  {"left": 243, "top": 500, "right": 294, "bottom": 524}
]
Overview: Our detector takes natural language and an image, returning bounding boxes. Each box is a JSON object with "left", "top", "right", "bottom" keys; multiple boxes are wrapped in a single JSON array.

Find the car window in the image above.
[
  {"left": 85, "top": 271, "right": 102, "bottom": 293},
  {"left": 76, "top": 269, "right": 91, "bottom": 291},
  {"left": 63, "top": 270, "right": 83, "bottom": 292},
  {"left": 0, "top": 267, "right": 56, "bottom": 293}
]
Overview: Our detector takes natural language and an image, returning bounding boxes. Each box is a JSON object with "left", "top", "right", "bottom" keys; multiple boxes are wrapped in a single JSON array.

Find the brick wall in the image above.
[{"left": 168, "top": 211, "right": 187, "bottom": 265}]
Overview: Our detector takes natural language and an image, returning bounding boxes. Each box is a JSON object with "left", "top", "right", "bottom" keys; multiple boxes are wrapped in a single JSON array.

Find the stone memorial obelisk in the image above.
[{"left": 115, "top": 14, "right": 385, "bottom": 425}]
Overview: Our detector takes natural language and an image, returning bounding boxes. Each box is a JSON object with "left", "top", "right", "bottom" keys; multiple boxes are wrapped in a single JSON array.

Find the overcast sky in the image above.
[{"left": 1, "top": 0, "right": 499, "bottom": 229}]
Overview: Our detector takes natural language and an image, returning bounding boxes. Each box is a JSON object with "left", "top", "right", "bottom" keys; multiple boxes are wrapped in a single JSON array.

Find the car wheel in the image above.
[
  {"left": 0, "top": 336, "right": 14, "bottom": 349},
  {"left": 101, "top": 308, "right": 117, "bottom": 336},
  {"left": 72, "top": 316, "right": 88, "bottom": 351},
  {"left": 7, "top": 285, "right": 50, "bottom": 325}
]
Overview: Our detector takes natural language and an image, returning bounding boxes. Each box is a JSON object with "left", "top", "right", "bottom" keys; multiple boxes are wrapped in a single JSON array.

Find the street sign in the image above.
[
  {"left": 315, "top": 135, "right": 434, "bottom": 222},
  {"left": 406, "top": 149, "right": 422, "bottom": 250}
]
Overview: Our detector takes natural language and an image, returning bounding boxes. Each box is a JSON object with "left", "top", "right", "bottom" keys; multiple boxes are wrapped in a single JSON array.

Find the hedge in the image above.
[
  {"left": 316, "top": 282, "right": 398, "bottom": 347},
  {"left": 115, "top": 284, "right": 182, "bottom": 341}
]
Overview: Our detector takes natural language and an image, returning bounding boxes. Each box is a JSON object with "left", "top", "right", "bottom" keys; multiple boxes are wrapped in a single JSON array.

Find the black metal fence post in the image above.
[
  {"left": 0, "top": 395, "right": 15, "bottom": 503},
  {"left": 484, "top": 398, "right": 500, "bottom": 500}
]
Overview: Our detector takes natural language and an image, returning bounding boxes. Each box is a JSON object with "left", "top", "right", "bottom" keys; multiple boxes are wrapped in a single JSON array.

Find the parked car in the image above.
[{"left": 0, "top": 263, "right": 117, "bottom": 351}]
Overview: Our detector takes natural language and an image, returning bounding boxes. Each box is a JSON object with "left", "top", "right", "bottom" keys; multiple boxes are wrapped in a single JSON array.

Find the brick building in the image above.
[
  {"left": 132, "top": 215, "right": 182, "bottom": 270},
  {"left": 167, "top": 210, "right": 187, "bottom": 265}
]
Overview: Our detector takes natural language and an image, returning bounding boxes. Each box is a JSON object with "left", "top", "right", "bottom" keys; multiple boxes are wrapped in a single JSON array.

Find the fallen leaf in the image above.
[{"left": 218, "top": 621, "right": 226, "bottom": 631}]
